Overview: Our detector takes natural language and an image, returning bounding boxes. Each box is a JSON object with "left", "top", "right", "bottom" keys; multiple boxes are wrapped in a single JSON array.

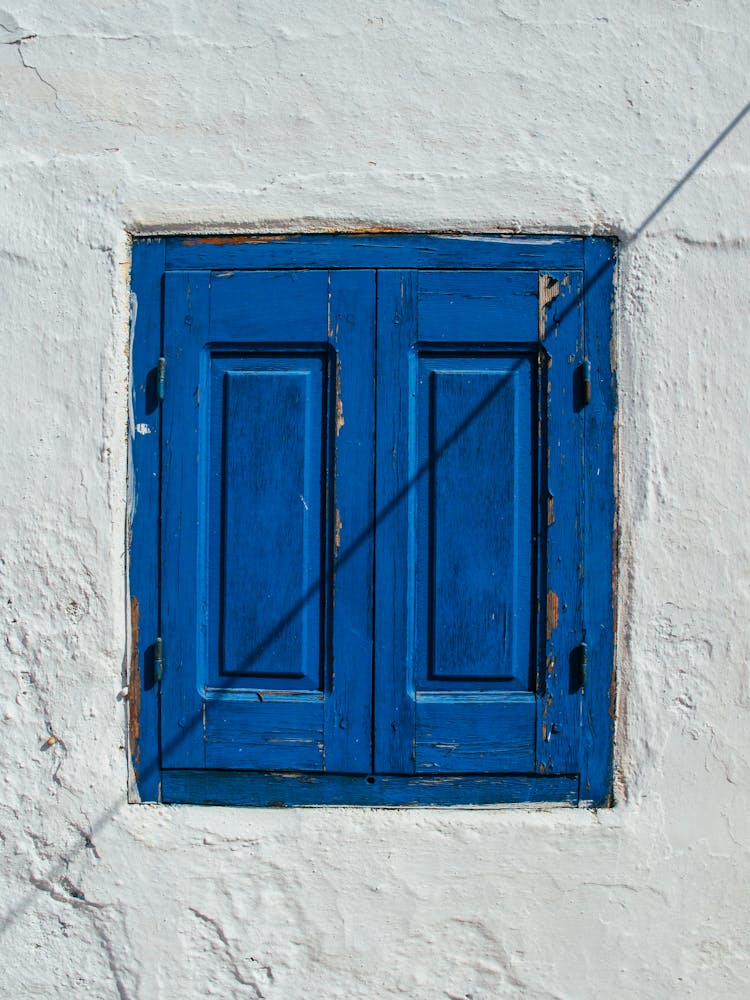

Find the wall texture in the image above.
[{"left": 1, "top": 2, "right": 749, "bottom": 997}]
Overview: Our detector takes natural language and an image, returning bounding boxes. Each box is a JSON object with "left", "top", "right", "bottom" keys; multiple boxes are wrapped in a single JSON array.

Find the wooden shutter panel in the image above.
[
  {"left": 374, "top": 269, "right": 584, "bottom": 775},
  {"left": 160, "top": 269, "right": 375, "bottom": 772}
]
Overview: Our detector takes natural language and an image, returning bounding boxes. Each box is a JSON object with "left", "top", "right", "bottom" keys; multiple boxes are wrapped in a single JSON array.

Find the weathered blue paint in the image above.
[
  {"left": 580, "top": 237, "right": 618, "bottom": 805},
  {"left": 165, "top": 233, "right": 585, "bottom": 272},
  {"left": 159, "top": 269, "right": 375, "bottom": 773},
  {"left": 416, "top": 355, "right": 533, "bottom": 690},
  {"left": 209, "top": 352, "right": 328, "bottom": 690},
  {"left": 375, "top": 271, "right": 543, "bottom": 774},
  {"left": 161, "top": 770, "right": 579, "bottom": 807},
  {"left": 537, "top": 271, "right": 585, "bottom": 776},
  {"left": 129, "top": 234, "right": 616, "bottom": 806}
]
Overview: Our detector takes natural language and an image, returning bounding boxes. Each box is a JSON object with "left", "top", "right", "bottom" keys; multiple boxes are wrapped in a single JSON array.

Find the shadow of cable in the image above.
[{"left": 1, "top": 97, "right": 748, "bottom": 941}]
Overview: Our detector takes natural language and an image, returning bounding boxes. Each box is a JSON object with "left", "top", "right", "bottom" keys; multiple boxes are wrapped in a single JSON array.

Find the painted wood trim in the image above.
[
  {"left": 159, "top": 271, "right": 213, "bottom": 768},
  {"left": 164, "top": 233, "right": 585, "bottom": 271},
  {"left": 373, "top": 271, "right": 418, "bottom": 773},
  {"left": 161, "top": 770, "right": 579, "bottom": 806},
  {"left": 205, "top": 698, "right": 325, "bottom": 770},
  {"left": 130, "top": 234, "right": 617, "bottom": 806},
  {"left": 415, "top": 699, "right": 536, "bottom": 772},
  {"left": 536, "top": 271, "right": 586, "bottom": 775},
  {"left": 580, "top": 237, "right": 618, "bottom": 805},
  {"left": 324, "top": 270, "right": 377, "bottom": 772}
]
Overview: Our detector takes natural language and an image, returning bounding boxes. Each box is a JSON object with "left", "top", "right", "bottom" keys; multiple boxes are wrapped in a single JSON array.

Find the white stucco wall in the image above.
[{"left": 1, "top": 1, "right": 749, "bottom": 997}]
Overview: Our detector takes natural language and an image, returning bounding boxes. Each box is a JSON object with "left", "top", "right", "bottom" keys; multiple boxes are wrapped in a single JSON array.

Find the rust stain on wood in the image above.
[
  {"left": 348, "top": 225, "right": 412, "bottom": 234},
  {"left": 129, "top": 596, "right": 141, "bottom": 768},
  {"left": 182, "top": 234, "right": 293, "bottom": 246},
  {"left": 183, "top": 227, "right": 417, "bottom": 247},
  {"left": 546, "top": 590, "right": 559, "bottom": 640}
]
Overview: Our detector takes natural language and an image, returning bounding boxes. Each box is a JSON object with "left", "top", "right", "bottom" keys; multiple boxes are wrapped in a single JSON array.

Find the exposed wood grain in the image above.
[{"left": 128, "top": 596, "right": 141, "bottom": 771}]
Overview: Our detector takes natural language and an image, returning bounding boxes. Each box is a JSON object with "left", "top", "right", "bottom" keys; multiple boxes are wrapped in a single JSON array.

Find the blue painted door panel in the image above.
[
  {"left": 416, "top": 270, "right": 539, "bottom": 343},
  {"left": 209, "top": 354, "right": 327, "bottom": 689},
  {"left": 161, "top": 270, "right": 376, "bottom": 772},
  {"left": 415, "top": 353, "right": 534, "bottom": 691}
]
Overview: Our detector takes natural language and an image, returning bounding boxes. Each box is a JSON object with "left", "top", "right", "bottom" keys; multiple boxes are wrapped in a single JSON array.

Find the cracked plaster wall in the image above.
[{"left": 1, "top": 2, "right": 749, "bottom": 998}]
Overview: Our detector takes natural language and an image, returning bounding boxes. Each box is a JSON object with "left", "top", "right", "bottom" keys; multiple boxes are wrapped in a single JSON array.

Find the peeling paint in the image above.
[
  {"left": 546, "top": 590, "right": 559, "bottom": 640},
  {"left": 538, "top": 273, "right": 560, "bottom": 340},
  {"left": 333, "top": 508, "right": 342, "bottom": 557},
  {"left": 335, "top": 356, "right": 345, "bottom": 437},
  {"left": 182, "top": 234, "right": 293, "bottom": 245}
]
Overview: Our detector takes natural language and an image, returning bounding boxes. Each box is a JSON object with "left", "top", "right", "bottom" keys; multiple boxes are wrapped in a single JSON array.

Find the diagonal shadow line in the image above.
[
  {"left": 540, "top": 98, "right": 750, "bottom": 368},
  {"left": 1, "top": 99, "right": 748, "bottom": 942},
  {"left": 225, "top": 101, "right": 750, "bottom": 676},
  {"left": 625, "top": 98, "right": 750, "bottom": 246}
]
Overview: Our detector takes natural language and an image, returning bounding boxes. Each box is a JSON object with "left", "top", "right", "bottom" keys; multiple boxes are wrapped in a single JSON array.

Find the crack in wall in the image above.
[
  {"left": 29, "top": 871, "right": 135, "bottom": 1000},
  {"left": 189, "top": 907, "right": 274, "bottom": 998},
  {"left": 13, "top": 38, "right": 61, "bottom": 111}
]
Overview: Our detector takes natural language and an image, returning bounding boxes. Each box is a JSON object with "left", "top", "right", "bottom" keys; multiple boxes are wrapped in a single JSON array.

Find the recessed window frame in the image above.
[{"left": 127, "top": 233, "right": 617, "bottom": 807}]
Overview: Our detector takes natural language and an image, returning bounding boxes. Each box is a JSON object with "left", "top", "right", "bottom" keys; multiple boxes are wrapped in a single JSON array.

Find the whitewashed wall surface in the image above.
[{"left": 1, "top": 1, "right": 749, "bottom": 997}]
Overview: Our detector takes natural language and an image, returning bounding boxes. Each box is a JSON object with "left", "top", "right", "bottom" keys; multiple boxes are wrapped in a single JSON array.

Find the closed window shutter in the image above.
[
  {"left": 374, "top": 270, "right": 583, "bottom": 774},
  {"left": 160, "top": 269, "right": 376, "bottom": 772},
  {"left": 132, "top": 235, "right": 615, "bottom": 806}
]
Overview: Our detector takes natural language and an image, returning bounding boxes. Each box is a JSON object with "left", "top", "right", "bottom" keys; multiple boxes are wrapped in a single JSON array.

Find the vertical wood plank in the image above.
[
  {"left": 581, "top": 237, "right": 617, "bottom": 804},
  {"left": 537, "top": 271, "right": 585, "bottom": 775},
  {"left": 324, "top": 270, "right": 376, "bottom": 773},
  {"left": 374, "top": 271, "right": 418, "bottom": 773},
  {"left": 160, "top": 271, "right": 211, "bottom": 769},
  {"left": 160, "top": 269, "right": 376, "bottom": 774}
]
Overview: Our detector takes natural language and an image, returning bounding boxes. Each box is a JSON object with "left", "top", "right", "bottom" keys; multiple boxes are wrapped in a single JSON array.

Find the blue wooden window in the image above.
[{"left": 129, "top": 235, "right": 616, "bottom": 806}]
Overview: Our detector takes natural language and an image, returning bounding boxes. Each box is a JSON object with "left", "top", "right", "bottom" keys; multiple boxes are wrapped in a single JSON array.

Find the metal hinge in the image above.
[
  {"left": 154, "top": 636, "right": 165, "bottom": 682},
  {"left": 578, "top": 358, "right": 591, "bottom": 406},
  {"left": 157, "top": 357, "right": 166, "bottom": 402},
  {"left": 572, "top": 640, "right": 588, "bottom": 691}
]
